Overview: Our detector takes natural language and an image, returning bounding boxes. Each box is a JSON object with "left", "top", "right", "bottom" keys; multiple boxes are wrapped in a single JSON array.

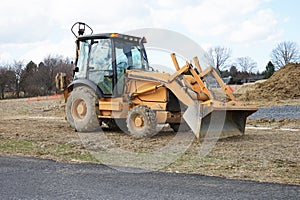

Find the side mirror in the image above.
[{"left": 74, "top": 67, "right": 79, "bottom": 72}]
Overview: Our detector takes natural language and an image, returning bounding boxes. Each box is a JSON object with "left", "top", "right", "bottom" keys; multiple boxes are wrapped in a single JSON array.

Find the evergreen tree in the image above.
[{"left": 264, "top": 61, "right": 275, "bottom": 79}]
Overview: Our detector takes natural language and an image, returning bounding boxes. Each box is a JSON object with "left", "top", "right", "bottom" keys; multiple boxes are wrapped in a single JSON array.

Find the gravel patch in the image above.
[{"left": 249, "top": 105, "right": 300, "bottom": 120}]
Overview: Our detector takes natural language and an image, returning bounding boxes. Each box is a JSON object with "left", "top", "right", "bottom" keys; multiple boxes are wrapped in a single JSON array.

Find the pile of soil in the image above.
[{"left": 237, "top": 63, "right": 300, "bottom": 101}]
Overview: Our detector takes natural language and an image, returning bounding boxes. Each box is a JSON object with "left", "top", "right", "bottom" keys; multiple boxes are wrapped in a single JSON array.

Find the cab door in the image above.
[{"left": 88, "top": 38, "right": 114, "bottom": 95}]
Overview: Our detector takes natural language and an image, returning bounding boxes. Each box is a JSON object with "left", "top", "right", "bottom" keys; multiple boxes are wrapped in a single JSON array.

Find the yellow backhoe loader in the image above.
[{"left": 56, "top": 22, "right": 257, "bottom": 139}]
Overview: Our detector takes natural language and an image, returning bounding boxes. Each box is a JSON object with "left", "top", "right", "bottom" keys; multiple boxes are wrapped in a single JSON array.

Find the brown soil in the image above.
[
  {"left": 0, "top": 97, "right": 299, "bottom": 185},
  {"left": 236, "top": 63, "right": 300, "bottom": 103}
]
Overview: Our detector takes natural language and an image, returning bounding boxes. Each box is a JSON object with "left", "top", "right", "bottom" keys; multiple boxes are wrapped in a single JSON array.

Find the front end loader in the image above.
[{"left": 56, "top": 22, "right": 257, "bottom": 139}]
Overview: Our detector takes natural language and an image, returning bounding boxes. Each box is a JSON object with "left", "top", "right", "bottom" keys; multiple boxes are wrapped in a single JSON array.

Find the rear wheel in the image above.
[
  {"left": 66, "top": 86, "right": 100, "bottom": 132},
  {"left": 126, "top": 105, "right": 157, "bottom": 138}
]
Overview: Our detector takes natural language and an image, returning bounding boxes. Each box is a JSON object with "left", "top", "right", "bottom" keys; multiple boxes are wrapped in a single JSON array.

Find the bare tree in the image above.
[
  {"left": 236, "top": 56, "right": 257, "bottom": 73},
  {"left": 41, "top": 55, "right": 73, "bottom": 94},
  {"left": 42, "top": 55, "right": 64, "bottom": 94},
  {"left": 11, "top": 60, "right": 24, "bottom": 98},
  {"left": 207, "top": 46, "right": 232, "bottom": 71},
  {"left": 0, "top": 67, "right": 15, "bottom": 99},
  {"left": 0, "top": 68, "right": 6, "bottom": 98},
  {"left": 271, "top": 41, "right": 300, "bottom": 69}
]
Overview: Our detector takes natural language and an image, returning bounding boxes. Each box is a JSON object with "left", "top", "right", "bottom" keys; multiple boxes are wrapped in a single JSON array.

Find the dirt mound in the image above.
[{"left": 237, "top": 63, "right": 300, "bottom": 101}]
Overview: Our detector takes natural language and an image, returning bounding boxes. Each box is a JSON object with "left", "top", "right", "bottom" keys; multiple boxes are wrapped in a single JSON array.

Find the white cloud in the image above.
[
  {"left": 144, "top": 0, "right": 279, "bottom": 44},
  {"left": 45, "top": 0, "right": 151, "bottom": 31},
  {"left": 0, "top": 1, "right": 57, "bottom": 43},
  {"left": 0, "top": 0, "right": 288, "bottom": 71},
  {"left": 19, "top": 36, "right": 76, "bottom": 64},
  {"left": 182, "top": 0, "right": 260, "bottom": 25},
  {"left": 229, "top": 8, "right": 281, "bottom": 44},
  {"left": 0, "top": 52, "right": 13, "bottom": 64},
  {"left": 283, "top": 17, "right": 290, "bottom": 23},
  {"left": 0, "top": 36, "right": 75, "bottom": 65}
]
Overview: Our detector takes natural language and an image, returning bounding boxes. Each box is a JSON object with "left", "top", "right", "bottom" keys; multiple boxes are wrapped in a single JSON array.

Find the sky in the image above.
[{"left": 0, "top": 0, "right": 299, "bottom": 72}]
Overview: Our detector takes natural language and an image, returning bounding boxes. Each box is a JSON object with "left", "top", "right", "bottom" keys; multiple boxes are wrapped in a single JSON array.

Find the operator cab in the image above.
[{"left": 74, "top": 32, "right": 149, "bottom": 97}]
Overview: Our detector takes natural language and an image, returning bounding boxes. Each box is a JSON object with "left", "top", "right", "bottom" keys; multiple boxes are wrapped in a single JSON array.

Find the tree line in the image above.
[
  {"left": 207, "top": 41, "right": 300, "bottom": 83},
  {"left": 0, "top": 41, "right": 299, "bottom": 99},
  {"left": 0, "top": 55, "right": 73, "bottom": 99}
]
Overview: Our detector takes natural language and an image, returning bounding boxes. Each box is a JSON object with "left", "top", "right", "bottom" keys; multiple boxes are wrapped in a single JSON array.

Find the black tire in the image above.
[
  {"left": 126, "top": 105, "right": 157, "bottom": 138},
  {"left": 66, "top": 86, "right": 100, "bottom": 132}
]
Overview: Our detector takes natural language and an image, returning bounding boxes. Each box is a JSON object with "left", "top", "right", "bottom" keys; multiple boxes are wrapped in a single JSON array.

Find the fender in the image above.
[{"left": 68, "top": 79, "right": 103, "bottom": 98}]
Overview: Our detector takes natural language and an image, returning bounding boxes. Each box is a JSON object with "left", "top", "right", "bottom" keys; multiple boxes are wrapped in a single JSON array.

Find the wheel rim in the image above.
[
  {"left": 131, "top": 113, "right": 145, "bottom": 130},
  {"left": 71, "top": 98, "right": 87, "bottom": 120}
]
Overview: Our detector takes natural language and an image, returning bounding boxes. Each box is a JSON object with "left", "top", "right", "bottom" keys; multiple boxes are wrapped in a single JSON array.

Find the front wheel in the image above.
[
  {"left": 126, "top": 105, "right": 157, "bottom": 138},
  {"left": 66, "top": 86, "right": 100, "bottom": 132}
]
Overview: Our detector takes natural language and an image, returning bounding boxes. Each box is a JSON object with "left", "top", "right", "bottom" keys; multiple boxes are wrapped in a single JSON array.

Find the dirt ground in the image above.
[{"left": 0, "top": 96, "right": 299, "bottom": 185}]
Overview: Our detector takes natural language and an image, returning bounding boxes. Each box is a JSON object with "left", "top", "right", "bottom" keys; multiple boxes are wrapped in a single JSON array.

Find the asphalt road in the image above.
[{"left": 1, "top": 155, "right": 299, "bottom": 200}]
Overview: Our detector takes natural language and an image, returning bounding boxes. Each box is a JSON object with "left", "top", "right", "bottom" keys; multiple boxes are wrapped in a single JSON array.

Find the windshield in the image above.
[{"left": 114, "top": 38, "right": 149, "bottom": 70}]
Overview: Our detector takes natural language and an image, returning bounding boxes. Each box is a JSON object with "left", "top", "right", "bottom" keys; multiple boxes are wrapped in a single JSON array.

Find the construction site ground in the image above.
[
  {"left": 0, "top": 96, "right": 299, "bottom": 185},
  {"left": 1, "top": 64, "right": 299, "bottom": 185}
]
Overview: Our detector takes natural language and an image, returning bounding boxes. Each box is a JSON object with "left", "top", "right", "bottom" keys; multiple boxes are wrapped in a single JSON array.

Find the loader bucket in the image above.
[{"left": 183, "top": 103, "right": 257, "bottom": 139}]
